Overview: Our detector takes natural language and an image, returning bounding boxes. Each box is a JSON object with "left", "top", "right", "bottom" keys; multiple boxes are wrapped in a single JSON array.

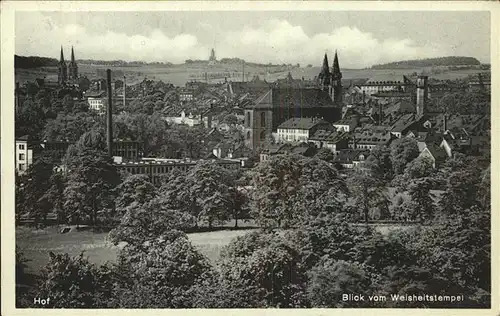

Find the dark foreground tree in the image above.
[
  {"left": 249, "top": 155, "right": 347, "bottom": 228},
  {"left": 63, "top": 148, "right": 120, "bottom": 226},
  {"left": 109, "top": 232, "right": 214, "bottom": 308},
  {"left": 37, "top": 252, "right": 114, "bottom": 308}
]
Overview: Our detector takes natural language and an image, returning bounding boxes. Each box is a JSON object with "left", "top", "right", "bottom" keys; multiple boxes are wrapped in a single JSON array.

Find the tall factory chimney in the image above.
[
  {"left": 106, "top": 69, "right": 113, "bottom": 157},
  {"left": 123, "top": 75, "right": 126, "bottom": 109},
  {"left": 15, "top": 82, "right": 20, "bottom": 114},
  {"left": 378, "top": 102, "right": 383, "bottom": 125}
]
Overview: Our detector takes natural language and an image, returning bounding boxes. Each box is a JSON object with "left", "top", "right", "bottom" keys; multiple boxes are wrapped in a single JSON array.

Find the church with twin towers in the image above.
[
  {"left": 317, "top": 50, "right": 343, "bottom": 105},
  {"left": 57, "top": 46, "right": 79, "bottom": 85}
]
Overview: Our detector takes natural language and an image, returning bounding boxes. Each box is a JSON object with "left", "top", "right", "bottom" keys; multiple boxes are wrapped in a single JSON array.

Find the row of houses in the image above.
[{"left": 257, "top": 113, "right": 488, "bottom": 170}]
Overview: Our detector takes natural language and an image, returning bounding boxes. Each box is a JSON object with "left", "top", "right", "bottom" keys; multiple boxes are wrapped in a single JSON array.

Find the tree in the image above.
[
  {"left": 314, "top": 148, "right": 334, "bottom": 162},
  {"left": 114, "top": 174, "right": 158, "bottom": 220},
  {"left": 160, "top": 162, "right": 238, "bottom": 228},
  {"left": 16, "top": 155, "right": 55, "bottom": 225},
  {"left": 63, "top": 148, "right": 120, "bottom": 226},
  {"left": 113, "top": 112, "right": 171, "bottom": 157},
  {"left": 218, "top": 231, "right": 308, "bottom": 308},
  {"left": 184, "top": 161, "right": 235, "bottom": 227},
  {"left": 284, "top": 212, "right": 371, "bottom": 270},
  {"left": 437, "top": 90, "right": 490, "bottom": 116},
  {"left": 400, "top": 177, "right": 436, "bottom": 222},
  {"left": 406, "top": 205, "right": 490, "bottom": 307},
  {"left": 439, "top": 169, "right": 480, "bottom": 216},
  {"left": 365, "top": 145, "right": 393, "bottom": 182},
  {"left": 479, "top": 166, "right": 490, "bottom": 210},
  {"left": 390, "top": 138, "right": 419, "bottom": 175},
  {"left": 38, "top": 172, "right": 66, "bottom": 224},
  {"left": 16, "top": 247, "right": 32, "bottom": 307},
  {"left": 38, "top": 252, "right": 114, "bottom": 308},
  {"left": 307, "top": 260, "right": 373, "bottom": 307},
  {"left": 347, "top": 171, "right": 390, "bottom": 222},
  {"left": 392, "top": 156, "right": 435, "bottom": 191},
  {"left": 110, "top": 233, "right": 214, "bottom": 308},
  {"left": 249, "top": 155, "right": 347, "bottom": 228},
  {"left": 230, "top": 185, "right": 250, "bottom": 228},
  {"left": 61, "top": 94, "right": 75, "bottom": 113},
  {"left": 43, "top": 112, "right": 97, "bottom": 142},
  {"left": 16, "top": 99, "right": 46, "bottom": 139},
  {"left": 108, "top": 197, "right": 196, "bottom": 247}
]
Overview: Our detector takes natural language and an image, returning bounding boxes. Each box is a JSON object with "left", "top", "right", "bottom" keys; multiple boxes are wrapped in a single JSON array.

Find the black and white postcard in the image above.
[{"left": 1, "top": 1, "right": 498, "bottom": 315}]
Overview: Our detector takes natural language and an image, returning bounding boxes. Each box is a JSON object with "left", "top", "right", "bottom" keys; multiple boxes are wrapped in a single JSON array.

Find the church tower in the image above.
[
  {"left": 317, "top": 53, "right": 331, "bottom": 91},
  {"left": 58, "top": 46, "right": 68, "bottom": 85},
  {"left": 416, "top": 75, "right": 428, "bottom": 116},
  {"left": 68, "top": 46, "right": 78, "bottom": 83},
  {"left": 329, "top": 50, "right": 343, "bottom": 105}
]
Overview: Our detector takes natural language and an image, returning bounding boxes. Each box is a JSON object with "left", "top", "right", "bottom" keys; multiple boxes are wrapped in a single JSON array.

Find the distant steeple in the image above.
[
  {"left": 68, "top": 46, "right": 79, "bottom": 83},
  {"left": 58, "top": 46, "right": 68, "bottom": 85},
  {"left": 320, "top": 53, "right": 330, "bottom": 76},
  {"left": 318, "top": 53, "right": 331, "bottom": 89},
  {"left": 60, "top": 46, "right": 65, "bottom": 62},
  {"left": 332, "top": 50, "right": 341, "bottom": 79},
  {"left": 329, "top": 50, "right": 343, "bottom": 105}
]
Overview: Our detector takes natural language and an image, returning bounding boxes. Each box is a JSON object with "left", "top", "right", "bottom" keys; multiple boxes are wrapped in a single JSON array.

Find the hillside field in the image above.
[{"left": 15, "top": 63, "right": 489, "bottom": 88}]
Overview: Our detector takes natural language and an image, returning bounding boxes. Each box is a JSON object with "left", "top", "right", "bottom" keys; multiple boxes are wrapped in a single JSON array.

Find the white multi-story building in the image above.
[
  {"left": 85, "top": 91, "right": 107, "bottom": 113},
  {"left": 15, "top": 136, "right": 33, "bottom": 174},
  {"left": 87, "top": 97, "right": 106, "bottom": 112},
  {"left": 277, "top": 118, "right": 330, "bottom": 143}
]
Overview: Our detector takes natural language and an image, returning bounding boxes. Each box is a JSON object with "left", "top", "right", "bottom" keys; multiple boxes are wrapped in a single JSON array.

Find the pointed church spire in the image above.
[
  {"left": 320, "top": 53, "right": 330, "bottom": 76},
  {"left": 71, "top": 46, "right": 75, "bottom": 63},
  {"left": 332, "top": 50, "right": 341, "bottom": 77},
  {"left": 60, "top": 46, "right": 65, "bottom": 62}
]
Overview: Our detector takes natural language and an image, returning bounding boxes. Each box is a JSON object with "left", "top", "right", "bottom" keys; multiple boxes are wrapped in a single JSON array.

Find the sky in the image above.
[{"left": 15, "top": 11, "right": 491, "bottom": 68}]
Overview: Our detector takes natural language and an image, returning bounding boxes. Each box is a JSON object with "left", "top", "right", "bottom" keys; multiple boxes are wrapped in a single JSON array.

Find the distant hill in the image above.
[
  {"left": 15, "top": 54, "right": 296, "bottom": 70},
  {"left": 371, "top": 56, "right": 481, "bottom": 69},
  {"left": 15, "top": 55, "right": 59, "bottom": 69}
]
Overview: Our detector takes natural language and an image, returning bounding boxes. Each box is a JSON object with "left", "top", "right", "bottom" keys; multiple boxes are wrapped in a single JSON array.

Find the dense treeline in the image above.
[
  {"left": 371, "top": 56, "right": 481, "bottom": 69},
  {"left": 78, "top": 59, "right": 174, "bottom": 67},
  {"left": 15, "top": 55, "right": 59, "bottom": 69},
  {"left": 16, "top": 151, "right": 491, "bottom": 308}
]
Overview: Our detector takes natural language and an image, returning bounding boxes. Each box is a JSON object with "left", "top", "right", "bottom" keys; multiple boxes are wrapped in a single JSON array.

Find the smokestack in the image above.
[
  {"left": 106, "top": 69, "right": 113, "bottom": 157},
  {"left": 15, "top": 82, "right": 20, "bottom": 114},
  {"left": 378, "top": 102, "right": 383, "bottom": 125},
  {"left": 123, "top": 76, "right": 126, "bottom": 109},
  {"left": 362, "top": 90, "right": 366, "bottom": 104}
]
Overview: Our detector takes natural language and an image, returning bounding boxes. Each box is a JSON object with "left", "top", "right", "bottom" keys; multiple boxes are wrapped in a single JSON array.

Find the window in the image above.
[
  {"left": 260, "top": 112, "right": 266, "bottom": 127},
  {"left": 260, "top": 130, "right": 266, "bottom": 141},
  {"left": 19, "top": 153, "right": 25, "bottom": 161},
  {"left": 19, "top": 144, "right": 25, "bottom": 150},
  {"left": 18, "top": 164, "right": 24, "bottom": 171},
  {"left": 246, "top": 112, "right": 251, "bottom": 128},
  {"left": 246, "top": 131, "right": 251, "bottom": 140}
]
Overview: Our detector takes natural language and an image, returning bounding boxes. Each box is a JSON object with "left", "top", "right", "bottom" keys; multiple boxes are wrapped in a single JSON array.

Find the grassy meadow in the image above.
[{"left": 16, "top": 226, "right": 257, "bottom": 274}]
